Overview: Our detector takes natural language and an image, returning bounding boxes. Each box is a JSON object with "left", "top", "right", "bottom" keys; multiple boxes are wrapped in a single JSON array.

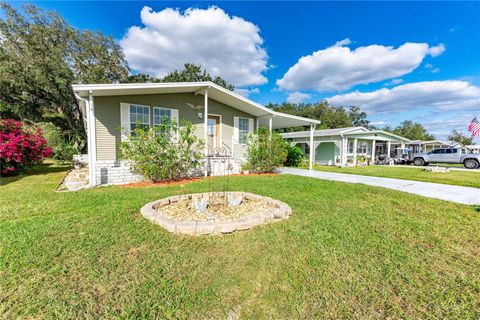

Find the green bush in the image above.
[
  {"left": 284, "top": 144, "right": 305, "bottom": 167},
  {"left": 246, "top": 128, "right": 288, "bottom": 173},
  {"left": 37, "top": 122, "right": 77, "bottom": 162},
  {"left": 120, "top": 120, "right": 204, "bottom": 182}
]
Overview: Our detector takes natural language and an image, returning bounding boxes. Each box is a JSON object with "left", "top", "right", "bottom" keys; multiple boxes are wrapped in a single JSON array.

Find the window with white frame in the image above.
[
  {"left": 348, "top": 141, "right": 354, "bottom": 153},
  {"left": 129, "top": 105, "right": 150, "bottom": 131},
  {"left": 238, "top": 117, "right": 251, "bottom": 144},
  {"left": 357, "top": 141, "right": 368, "bottom": 154},
  {"left": 153, "top": 106, "right": 173, "bottom": 131}
]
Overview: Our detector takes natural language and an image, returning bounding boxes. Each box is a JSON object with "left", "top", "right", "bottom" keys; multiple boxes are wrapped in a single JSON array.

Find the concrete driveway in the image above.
[{"left": 281, "top": 167, "right": 480, "bottom": 205}]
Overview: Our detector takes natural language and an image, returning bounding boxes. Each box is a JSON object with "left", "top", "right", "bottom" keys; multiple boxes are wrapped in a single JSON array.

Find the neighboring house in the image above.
[
  {"left": 408, "top": 140, "right": 461, "bottom": 153},
  {"left": 465, "top": 144, "right": 480, "bottom": 154},
  {"left": 72, "top": 81, "right": 320, "bottom": 186},
  {"left": 282, "top": 127, "right": 411, "bottom": 166}
]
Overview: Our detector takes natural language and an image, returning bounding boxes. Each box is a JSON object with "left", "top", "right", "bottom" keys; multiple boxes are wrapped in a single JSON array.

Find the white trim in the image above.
[
  {"left": 120, "top": 102, "right": 130, "bottom": 141},
  {"left": 204, "top": 89, "right": 208, "bottom": 176},
  {"left": 88, "top": 93, "right": 96, "bottom": 186}
]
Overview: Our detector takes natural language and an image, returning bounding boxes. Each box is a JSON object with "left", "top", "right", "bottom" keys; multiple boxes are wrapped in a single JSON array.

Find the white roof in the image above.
[
  {"left": 72, "top": 81, "right": 320, "bottom": 129},
  {"left": 282, "top": 127, "right": 411, "bottom": 142},
  {"left": 282, "top": 127, "right": 368, "bottom": 138}
]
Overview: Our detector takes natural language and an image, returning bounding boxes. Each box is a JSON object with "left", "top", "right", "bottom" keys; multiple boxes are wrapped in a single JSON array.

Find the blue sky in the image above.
[{"left": 16, "top": 1, "right": 480, "bottom": 140}]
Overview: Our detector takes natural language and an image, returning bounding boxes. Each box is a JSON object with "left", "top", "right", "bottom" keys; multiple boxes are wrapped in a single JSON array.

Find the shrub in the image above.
[
  {"left": 37, "top": 122, "right": 78, "bottom": 162},
  {"left": 0, "top": 119, "right": 52, "bottom": 176},
  {"left": 246, "top": 128, "right": 288, "bottom": 173},
  {"left": 284, "top": 144, "right": 305, "bottom": 167},
  {"left": 120, "top": 120, "right": 204, "bottom": 182}
]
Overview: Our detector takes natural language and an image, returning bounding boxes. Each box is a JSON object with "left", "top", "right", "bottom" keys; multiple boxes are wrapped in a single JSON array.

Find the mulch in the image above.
[{"left": 118, "top": 172, "right": 278, "bottom": 188}]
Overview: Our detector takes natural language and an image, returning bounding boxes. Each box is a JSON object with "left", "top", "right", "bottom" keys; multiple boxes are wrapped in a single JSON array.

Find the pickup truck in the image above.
[{"left": 411, "top": 148, "right": 480, "bottom": 169}]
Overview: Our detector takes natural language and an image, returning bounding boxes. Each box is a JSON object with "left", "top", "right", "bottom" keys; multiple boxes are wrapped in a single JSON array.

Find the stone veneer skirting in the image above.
[
  {"left": 94, "top": 159, "right": 243, "bottom": 186},
  {"left": 140, "top": 192, "right": 292, "bottom": 235}
]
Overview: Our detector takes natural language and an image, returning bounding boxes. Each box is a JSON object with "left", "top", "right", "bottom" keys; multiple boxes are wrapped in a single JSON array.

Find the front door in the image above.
[{"left": 207, "top": 115, "right": 220, "bottom": 155}]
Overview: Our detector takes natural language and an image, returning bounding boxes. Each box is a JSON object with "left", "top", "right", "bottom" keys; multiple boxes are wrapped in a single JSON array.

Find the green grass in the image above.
[
  {"left": 306, "top": 165, "right": 480, "bottom": 188},
  {"left": 1, "top": 163, "right": 479, "bottom": 319}
]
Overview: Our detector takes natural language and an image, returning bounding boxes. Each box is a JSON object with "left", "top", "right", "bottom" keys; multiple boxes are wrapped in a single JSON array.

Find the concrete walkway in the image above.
[{"left": 281, "top": 167, "right": 480, "bottom": 205}]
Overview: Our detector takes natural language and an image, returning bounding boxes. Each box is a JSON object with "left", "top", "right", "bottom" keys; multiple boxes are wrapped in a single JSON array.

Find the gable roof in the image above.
[{"left": 72, "top": 81, "right": 320, "bottom": 129}]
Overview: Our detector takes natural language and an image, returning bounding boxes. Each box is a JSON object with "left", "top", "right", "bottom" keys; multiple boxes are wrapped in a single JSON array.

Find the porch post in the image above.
[
  {"left": 387, "top": 141, "right": 391, "bottom": 158},
  {"left": 353, "top": 138, "right": 358, "bottom": 166},
  {"left": 401, "top": 142, "right": 405, "bottom": 149},
  {"left": 87, "top": 91, "right": 96, "bottom": 187},
  {"left": 309, "top": 124, "right": 314, "bottom": 170},
  {"left": 342, "top": 137, "right": 348, "bottom": 166},
  {"left": 256, "top": 118, "right": 259, "bottom": 131},
  {"left": 268, "top": 116, "right": 273, "bottom": 139},
  {"left": 204, "top": 88, "right": 209, "bottom": 176},
  {"left": 371, "top": 140, "right": 376, "bottom": 164}
]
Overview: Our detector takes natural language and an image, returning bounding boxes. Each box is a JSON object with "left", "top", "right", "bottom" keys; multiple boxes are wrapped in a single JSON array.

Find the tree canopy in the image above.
[
  {"left": 448, "top": 130, "right": 473, "bottom": 145},
  {"left": 267, "top": 100, "right": 372, "bottom": 131},
  {"left": 127, "top": 64, "right": 235, "bottom": 91},
  {"left": 0, "top": 3, "right": 129, "bottom": 148},
  {"left": 382, "top": 120, "right": 435, "bottom": 141}
]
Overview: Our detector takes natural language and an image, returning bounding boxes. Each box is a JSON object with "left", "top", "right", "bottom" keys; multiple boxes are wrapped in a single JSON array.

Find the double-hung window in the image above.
[
  {"left": 238, "top": 118, "right": 250, "bottom": 144},
  {"left": 129, "top": 105, "right": 150, "bottom": 132},
  {"left": 153, "top": 107, "right": 173, "bottom": 130}
]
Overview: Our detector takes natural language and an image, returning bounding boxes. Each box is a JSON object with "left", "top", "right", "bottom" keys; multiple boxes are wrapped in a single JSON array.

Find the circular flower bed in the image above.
[{"left": 140, "top": 192, "right": 292, "bottom": 235}]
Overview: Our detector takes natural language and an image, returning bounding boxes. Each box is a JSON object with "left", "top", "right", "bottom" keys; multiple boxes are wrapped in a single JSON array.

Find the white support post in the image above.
[
  {"left": 387, "top": 141, "right": 391, "bottom": 158},
  {"left": 204, "top": 89, "right": 209, "bottom": 176},
  {"left": 87, "top": 92, "right": 96, "bottom": 187},
  {"left": 341, "top": 137, "right": 347, "bottom": 166},
  {"left": 256, "top": 118, "right": 259, "bottom": 131},
  {"left": 353, "top": 138, "right": 358, "bottom": 166},
  {"left": 401, "top": 142, "right": 405, "bottom": 149},
  {"left": 309, "top": 124, "right": 314, "bottom": 170},
  {"left": 371, "top": 140, "right": 376, "bottom": 164},
  {"left": 268, "top": 116, "right": 273, "bottom": 139}
]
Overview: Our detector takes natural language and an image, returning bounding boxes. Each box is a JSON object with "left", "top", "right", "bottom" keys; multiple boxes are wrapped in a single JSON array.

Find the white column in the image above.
[
  {"left": 401, "top": 142, "right": 405, "bottom": 149},
  {"left": 268, "top": 116, "right": 273, "bottom": 139},
  {"left": 341, "top": 137, "right": 348, "bottom": 166},
  {"left": 256, "top": 118, "right": 259, "bottom": 131},
  {"left": 387, "top": 141, "right": 391, "bottom": 158},
  {"left": 353, "top": 138, "right": 358, "bottom": 166},
  {"left": 87, "top": 92, "right": 96, "bottom": 186},
  {"left": 371, "top": 140, "right": 376, "bottom": 164},
  {"left": 204, "top": 89, "right": 209, "bottom": 176},
  {"left": 309, "top": 124, "right": 314, "bottom": 170}
]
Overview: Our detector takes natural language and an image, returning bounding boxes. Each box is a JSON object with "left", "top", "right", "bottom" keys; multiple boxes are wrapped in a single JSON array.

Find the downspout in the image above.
[{"left": 73, "top": 91, "right": 95, "bottom": 187}]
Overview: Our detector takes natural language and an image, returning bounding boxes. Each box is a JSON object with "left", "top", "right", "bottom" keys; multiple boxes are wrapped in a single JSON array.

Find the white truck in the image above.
[{"left": 411, "top": 148, "right": 480, "bottom": 169}]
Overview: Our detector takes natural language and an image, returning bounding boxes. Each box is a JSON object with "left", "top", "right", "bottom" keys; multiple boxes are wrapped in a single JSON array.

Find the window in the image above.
[
  {"left": 348, "top": 141, "right": 354, "bottom": 153},
  {"left": 431, "top": 149, "right": 445, "bottom": 154},
  {"left": 446, "top": 148, "right": 457, "bottom": 154},
  {"left": 357, "top": 142, "right": 368, "bottom": 154},
  {"left": 153, "top": 107, "right": 173, "bottom": 133},
  {"left": 238, "top": 117, "right": 250, "bottom": 144},
  {"left": 129, "top": 105, "right": 150, "bottom": 131}
]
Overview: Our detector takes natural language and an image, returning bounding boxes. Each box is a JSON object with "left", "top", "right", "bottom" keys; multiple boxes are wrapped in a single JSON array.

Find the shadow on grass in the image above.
[{"left": 0, "top": 162, "right": 69, "bottom": 186}]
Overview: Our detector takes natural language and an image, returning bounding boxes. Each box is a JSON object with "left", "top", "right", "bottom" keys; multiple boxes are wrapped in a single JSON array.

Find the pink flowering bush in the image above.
[{"left": 0, "top": 119, "right": 52, "bottom": 176}]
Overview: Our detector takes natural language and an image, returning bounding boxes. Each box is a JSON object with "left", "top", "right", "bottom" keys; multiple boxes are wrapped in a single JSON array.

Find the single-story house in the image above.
[
  {"left": 407, "top": 140, "right": 461, "bottom": 153},
  {"left": 72, "top": 81, "right": 320, "bottom": 186},
  {"left": 282, "top": 127, "right": 411, "bottom": 166}
]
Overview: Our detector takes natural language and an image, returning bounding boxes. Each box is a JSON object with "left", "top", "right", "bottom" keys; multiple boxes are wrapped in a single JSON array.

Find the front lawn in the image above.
[
  {"left": 1, "top": 163, "right": 479, "bottom": 318},
  {"left": 308, "top": 164, "right": 480, "bottom": 188}
]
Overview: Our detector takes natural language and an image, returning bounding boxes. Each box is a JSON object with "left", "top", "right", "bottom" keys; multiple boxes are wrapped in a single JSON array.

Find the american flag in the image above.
[{"left": 468, "top": 116, "right": 480, "bottom": 137}]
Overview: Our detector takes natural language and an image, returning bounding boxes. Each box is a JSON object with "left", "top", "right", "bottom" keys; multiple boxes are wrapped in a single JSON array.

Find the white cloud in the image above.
[
  {"left": 121, "top": 6, "right": 268, "bottom": 87},
  {"left": 333, "top": 38, "right": 352, "bottom": 47},
  {"left": 235, "top": 87, "right": 260, "bottom": 98},
  {"left": 424, "top": 63, "right": 440, "bottom": 73},
  {"left": 286, "top": 91, "right": 312, "bottom": 104},
  {"left": 428, "top": 43, "right": 446, "bottom": 57},
  {"left": 276, "top": 41, "right": 446, "bottom": 92},
  {"left": 384, "top": 78, "right": 404, "bottom": 86},
  {"left": 327, "top": 80, "right": 480, "bottom": 114}
]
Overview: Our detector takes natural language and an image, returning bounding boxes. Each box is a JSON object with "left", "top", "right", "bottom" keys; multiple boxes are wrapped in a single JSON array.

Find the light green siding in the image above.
[
  {"left": 316, "top": 142, "right": 336, "bottom": 162},
  {"left": 94, "top": 93, "right": 254, "bottom": 161}
]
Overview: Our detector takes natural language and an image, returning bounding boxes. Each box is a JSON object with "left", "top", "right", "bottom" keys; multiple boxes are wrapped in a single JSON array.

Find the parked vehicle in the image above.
[
  {"left": 393, "top": 147, "right": 412, "bottom": 165},
  {"left": 410, "top": 148, "right": 480, "bottom": 169}
]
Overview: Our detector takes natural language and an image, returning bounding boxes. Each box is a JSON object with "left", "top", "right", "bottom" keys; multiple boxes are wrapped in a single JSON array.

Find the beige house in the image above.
[{"left": 73, "top": 82, "right": 320, "bottom": 186}]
